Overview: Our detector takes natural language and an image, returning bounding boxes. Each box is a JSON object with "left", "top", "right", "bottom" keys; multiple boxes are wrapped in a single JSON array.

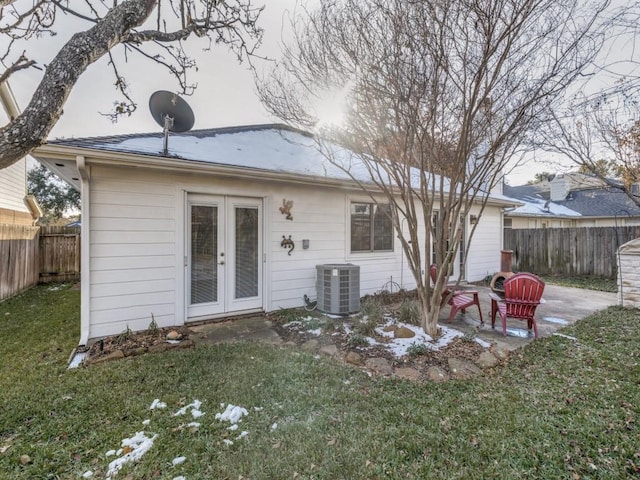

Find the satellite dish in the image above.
[{"left": 149, "top": 90, "right": 195, "bottom": 155}]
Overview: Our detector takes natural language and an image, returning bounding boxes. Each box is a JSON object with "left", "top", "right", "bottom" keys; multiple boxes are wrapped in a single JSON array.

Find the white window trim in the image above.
[{"left": 345, "top": 196, "right": 396, "bottom": 260}]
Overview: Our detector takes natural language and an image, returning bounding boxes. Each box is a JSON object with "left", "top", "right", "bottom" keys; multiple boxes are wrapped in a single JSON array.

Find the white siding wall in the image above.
[
  {"left": 86, "top": 165, "right": 502, "bottom": 338},
  {"left": 0, "top": 157, "right": 28, "bottom": 213},
  {"left": 465, "top": 204, "right": 502, "bottom": 281},
  {"left": 89, "top": 166, "right": 177, "bottom": 338}
]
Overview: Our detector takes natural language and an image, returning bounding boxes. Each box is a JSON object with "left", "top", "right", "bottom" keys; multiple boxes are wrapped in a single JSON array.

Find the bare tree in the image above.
[
  {"left": 537, "top": 2, "right": 640, "bottom": 205},
  {"left": 259, "top": 0, "right": 617, "bottom": 335},
  {"left": 543, "top": 97, "right": 640, "bottom": 207},
  {"left": 0, "top": 0, "right": 264, "bottom": 169}
]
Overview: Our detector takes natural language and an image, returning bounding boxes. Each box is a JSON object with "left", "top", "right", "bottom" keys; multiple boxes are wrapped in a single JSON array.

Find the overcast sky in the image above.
[
  {"left": 11, "top": 1, "right": 294, "bottom": 138},
  {"left": 8, "top": 0, "right": 637, "bottom": 185}
]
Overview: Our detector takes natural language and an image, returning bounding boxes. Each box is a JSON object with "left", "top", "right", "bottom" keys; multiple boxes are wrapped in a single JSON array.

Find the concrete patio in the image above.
[
  {"left": 439, "top": 283, "right": 617, "bottom": 350},
  {"left": 189, "top": 284, "right": 617, "bottom": 352}
]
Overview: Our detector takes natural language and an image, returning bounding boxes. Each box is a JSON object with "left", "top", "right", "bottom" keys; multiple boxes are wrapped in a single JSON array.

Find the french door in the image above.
[{"left": 187, "top": 195, "right": 262, "bottom": 320}]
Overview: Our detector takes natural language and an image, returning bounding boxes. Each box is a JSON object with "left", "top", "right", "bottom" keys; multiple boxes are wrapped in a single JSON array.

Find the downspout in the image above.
[{"left": 76, "top": 155, "right": 91, "bottom": 346}]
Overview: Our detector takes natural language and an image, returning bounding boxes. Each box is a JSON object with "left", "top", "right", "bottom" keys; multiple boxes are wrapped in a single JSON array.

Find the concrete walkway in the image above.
[{"left": 188, "top": 285, "right": 617, "bottom": 351}]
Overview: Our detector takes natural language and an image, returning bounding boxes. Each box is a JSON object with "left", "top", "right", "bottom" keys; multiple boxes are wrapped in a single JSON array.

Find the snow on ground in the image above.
[
  {"left": 174, "top": 400, "right": 204, "bottom": 419},
  {"left": 372, "top": 320, "right": 465, "bottom": 357},
  {"left": 283, "top": 314, "right": 490, "bottom": 358},
  {"left": 87, "top": 398, "right": 263, "bottom": 478},
  {"left": 215, "top": 404, "right": 249, "bottom": 424},
  {"left": 149, "top": 398, "right": 167, "bottom": 410},
  {"left": 105, "top": 431, "right": 158, "bottom": 479},
  {"left": 215, "top": 404, "right": 252, "bottom": 446}
]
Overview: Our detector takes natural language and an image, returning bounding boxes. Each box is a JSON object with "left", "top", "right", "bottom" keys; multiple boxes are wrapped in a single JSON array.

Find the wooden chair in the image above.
[
  {"left": 429, "top": 264, "right": 483, "bottom": 324},
  {"left": 489, "top": 272, "right": 545, "bottom": 339}
]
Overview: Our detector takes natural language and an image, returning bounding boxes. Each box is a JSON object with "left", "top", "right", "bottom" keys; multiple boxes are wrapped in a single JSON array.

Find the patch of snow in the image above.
[
  {"left": 223, "top": 439, "right": 234, "bottom": 446},
  {"left": 82, "top": 471, "right": 93, "bottom": 478},
  {"left": 544, "top": 316, "right": 569, "bottom": 325},
  {"left": 510, "top": 195, "right": 581, "bottom": 217},
  {"left": 282, "top": 321, "right": 302, "bottom": 329},
  {"left": 149, "top": 399, "right": 167, "bottom": 410},
  {"left": 307, "top": 328, "right": 322, "bottom": 336},
  {"left": 371, "top": 321, "right": 466, "bottom": 357},
  {"left": 68, "top": 351, "right": 87, "bottom": 369},
  {"left": 253, "top": 407, "right": 263, "bottom": 411},
  {"left": 173, "top": 477, "right": 186, "bottom": 480},
  {"left": 167, "top": 340, "right": 181, "bottom": 344},
  {"left": 174, "top": 400, "right": 202, "bottom": 416},
  {"left": 172, "top": 456, "right": 186, "bottom": 466},
  {"left": 236, "top": 431, "right": 249, "bottom": 440},
  {"left": 187, "top": 422, "right": 200, "bottom": 428},
  {"left": 106, "top": 431, "right": 157, "bottom": 478},
  {"left": 215, "top": 404, "right": 249, "bottom": 424},
  {"left": 191, "top": 409, "right": 204, "bottom": 419},
  {"left": 553, "top": 332, "right": 578, "bottom": 341},
  {"left": 142, "top": 419, "right": 151, "bottom": 425},
  {"left": 271, "top": 423, "right": 278, "bottom": 431},
  {"left": 105, "top": 450, "right": 116, "bottom": 457},
  {"left": 474, "top": 337, "right": 492, "bottom": 348},
  {"left": 227, "top": 424, "right": 239, "bottom": 431}
]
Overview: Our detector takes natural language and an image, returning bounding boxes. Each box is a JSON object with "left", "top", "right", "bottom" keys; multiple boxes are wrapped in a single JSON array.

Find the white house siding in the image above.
[
  {"left": 88, "top": 166, "right": 177, "bottom": 338},
  {"left": 465, "top": 204, "right": 502, "bottom": 281},
  {"left": 85, "top": 164, "right": 506, "bottom": 339},
  {"left": 86, "top": 165, "right": 423, "bottom": 338},
  {"left": 0, "top": 157, "right": 28, "bottom": 213}
]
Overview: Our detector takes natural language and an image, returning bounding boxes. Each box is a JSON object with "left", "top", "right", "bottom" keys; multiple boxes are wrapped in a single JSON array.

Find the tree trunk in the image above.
[
  {"left": 0, "top": 0, "right": 157, "bottom": 169},
  {"left": 417, "top": 285, "right": 440, "bottom": 337}
]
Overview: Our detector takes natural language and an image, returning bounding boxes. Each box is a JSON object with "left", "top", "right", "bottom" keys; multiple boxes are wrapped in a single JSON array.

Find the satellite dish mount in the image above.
[{"left": 149, "top": 91, "right": 195, "bottom": 156}]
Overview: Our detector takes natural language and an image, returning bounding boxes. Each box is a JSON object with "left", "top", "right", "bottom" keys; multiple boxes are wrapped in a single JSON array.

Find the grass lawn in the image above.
[
  {"left": 1, "top": 284, "right": 639, "bottom": 479},
  {"left": 540, "top": 275, "right": 618, "bottom": 293}
]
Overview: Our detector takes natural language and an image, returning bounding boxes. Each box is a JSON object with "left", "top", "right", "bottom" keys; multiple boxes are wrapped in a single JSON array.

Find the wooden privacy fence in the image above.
[
  {"left": 39, "top": 225, "right": 80, "bottom": 283},
  {"left": 0, "top": 224, "right": 40, "bottom": 300},
  {"left": 505, "top": 226, "right": 640, "bottom": 278}
]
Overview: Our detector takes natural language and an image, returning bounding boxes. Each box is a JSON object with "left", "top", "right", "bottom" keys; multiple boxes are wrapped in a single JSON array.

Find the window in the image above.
[
  {"left": 504, "top": 218, "right": 512, "bottom": 229},
  {"left": 350, "top": 202, "right": 393, "bottom": 252}
]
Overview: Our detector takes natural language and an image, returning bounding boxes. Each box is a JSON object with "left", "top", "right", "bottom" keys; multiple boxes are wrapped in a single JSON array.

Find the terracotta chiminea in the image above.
[{"left": 490, "top": 250, "right": 515, "bottom": 295}]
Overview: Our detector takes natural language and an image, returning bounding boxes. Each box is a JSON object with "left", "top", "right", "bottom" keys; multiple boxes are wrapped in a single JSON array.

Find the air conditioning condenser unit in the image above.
[{"left": 315, "top": 264, "right": 360, "bottom": 315}]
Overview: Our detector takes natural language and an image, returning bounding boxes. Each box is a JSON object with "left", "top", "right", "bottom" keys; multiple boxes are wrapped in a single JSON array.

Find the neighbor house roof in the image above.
[
  {"left": 34, "top": 123, "right": 519, "bottom": 207},
  {"left": 504, "top": 182, "right": 640, "bottom": 218}
]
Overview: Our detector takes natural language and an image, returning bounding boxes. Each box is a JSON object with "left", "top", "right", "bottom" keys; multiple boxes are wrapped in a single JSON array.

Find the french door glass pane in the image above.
[
  {"left": 235, "top": 207, "right": 259, "bottom": 298},
  {"left": 191, "top": 205, "right": 217, "bottom": 304}
]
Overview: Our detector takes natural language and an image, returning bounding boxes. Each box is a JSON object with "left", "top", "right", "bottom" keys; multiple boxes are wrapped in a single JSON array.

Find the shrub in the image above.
[
  {"left": 406, "top": 342, "right": 430, "bottom": 357},
  {"left": 398, "top": 300, "right": 421, "bottom": 326},
  {"left": 347, "top": 333, "right": 370, "bottom": 348},
  {"left": 461, "top": 332, "right": 477, "bottom": 343},
  {"left": 360, "top": 297, "right": 384, "bottom": 323},
  {"left": 354, "top": 316, "right": 378, "bottom": 336},
  {"left": 277, "top": 308, "right": 301, "bottom": 324}
]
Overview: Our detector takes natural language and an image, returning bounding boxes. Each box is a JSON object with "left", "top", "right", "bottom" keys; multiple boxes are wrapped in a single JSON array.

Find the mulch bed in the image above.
[{"left": 86, "top": 326, "right": 193, "bottom": 364}]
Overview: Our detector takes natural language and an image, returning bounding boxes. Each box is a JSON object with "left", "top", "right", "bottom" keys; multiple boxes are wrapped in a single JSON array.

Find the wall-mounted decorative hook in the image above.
[
  {"left": 281, "top": 235, "right": 295, "bottom": 255},
  {"left": 279, "top": 198, "right": 294, "bottom": 220}
]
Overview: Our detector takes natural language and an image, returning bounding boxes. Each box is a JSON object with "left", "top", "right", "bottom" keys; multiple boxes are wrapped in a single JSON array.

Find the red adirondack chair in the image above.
[
  {"left": 490, "top": 272, "right": 545, "bottom": 339},
  {"left": 430, "top": 264, "right": 483, "bottom": 324}
]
